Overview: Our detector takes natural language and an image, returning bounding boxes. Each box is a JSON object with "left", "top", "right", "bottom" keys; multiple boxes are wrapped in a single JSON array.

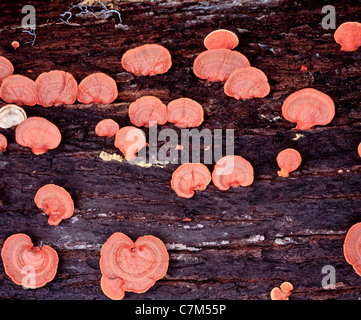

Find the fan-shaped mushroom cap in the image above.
[
  {"left": 281, "top": 88, "right": 335, "bottom": 130},
  {"left": 0, "top": 56, "right": 14, "bottom": 84},
  {"left": 193, "top": 49, "right": 250, "bottom": 82},
  {"left": 171, "top": 163, "right": 211, "bottom": 198},
  {"left": 95, "top": 119, "right": 119, "bottom": 137},
  {"left": 34, "top": 184, "right": 74, "bottom": 226},
  {"left": 1, "top": 233, "right": 58, "bottom": 288},
  {"left": 114, "top": 126, "right": 146, "bottom": 161},
  {"left": 358, "top": 142, "right": 361, "bottom": 158},
  {"left": 11, "top": 41, "right": 20, "bottom": 50},
  {"left": 167, "top": 98, "right": 204, "bottom": 128},
  {"left": 121, "top": 44, "right": 172, "bottom": 76},
  {"left": 334, "top": 22, "right": 361, "bottom": 52},
  {"left": 212, "top": 155, "right": 254, "bottom": 191},
  {"left": 224, "top": 66, "right": 271, "bottom": 99},
  {"left": 15, "top": 117, "right": 61, "bottom": 155},
  {"left": 344, "top": 222, "right": 361, "bottom": 276},
  {"left": 0, "top": 133, "right": 7, "bottom": 152},
  {"left": 36, "top": 70, "right": 77, "bottom": 107},
  {"left": 204, "top": 29, "right": 239, "bottom": 50},
  {"left": 0, "top": 104, "right": 27, "bottom": 129},
  {"left": 277, "top": 148, "right": 302, "bottom": 178},
  {"left": 100, "top": 232, "right": 169, "bottom": 300},
  {"left": 129, "top": 96, "right": 167, "bottom": 127},
  {"left": 0, "top": 75, "right": 37, "bottom": 106},
  {"left": 77, "top": 72, "right": 118, "bottom": 104},
  {"left": 270, "top": 282, "right": 293, "bottom": 300}
]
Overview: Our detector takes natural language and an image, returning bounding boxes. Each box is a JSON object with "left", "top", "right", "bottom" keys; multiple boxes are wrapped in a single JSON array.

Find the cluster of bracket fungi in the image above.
[{"left": 0, "top": 20, "right": 360, "bottom": 300}]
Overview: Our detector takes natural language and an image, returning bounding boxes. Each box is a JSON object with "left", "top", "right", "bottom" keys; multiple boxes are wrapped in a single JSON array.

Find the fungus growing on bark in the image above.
[
  {"left": 15, "top": 117, "right": 61, "bottom": 155},
  {"left": 114, "top": 126, "right": 146, "bottom": 161},
  {"left": 100, "top": 232, "right": 169, "bottom": 300},
  {"left": 277, "top": 148, "right": 301, "bottom": 177},
  {"left": 0, "top": 75, "right": 37, "bottom": 106},
  {"left": 334, "top": 22, "right": 361, "bottom": 52},
  {"left": 34, "top": 184, "right": 74, "bottom": 226},
  {"left": 129, "top": 96, "right": 167, "bottom": 127},
  {"left": 171, "top": 163, "right": 211, "bottom": 198},
  {"left": 36, "top": 70, "right": 77, "bottom": 107},
  {"left": 212, "top": 155, "right": 254, "bottom": 191},
  {"left": 344, "top": 222, "right": 361, "bottom": 276},
  {"left": 95, "top": 119, "right": 119, "bottom": 137},
  {"left": 224, "top": 66, "right": 270, "bottom": 99},
  {"left": 270, "top": 282, "right": 293, "bottom": 300},
  {"left": 0, "top": 133, "right": 7, "bottom": 152},
  {"left": 358, "top": 142, "right": 361, "bottom": 158},
  {"left": 204, "top": 29, "right": 239, "bottom": 50},
  {"left": 281, "top": 88, "right": 335, "bottom": 130},
  {"left": 0, "top": 104, "right": 27, "bottom": 129},
  {"left": 167, "top": 98, "right": 204, "bottom": 128},
  {"left": 193, "top": 49, "right": 250, "bottom": 82},
  {"left": 1, "top": 233, "right": 58, "bottom": 288},
  {"left": 11, "top": 41, "right": 20, "bottom": 50},
  {"left": 0, "top": 56, "right": 14, "bottom": 84},
  {"left": 121, "top": 44, "right": 172, "bottom": 76}
]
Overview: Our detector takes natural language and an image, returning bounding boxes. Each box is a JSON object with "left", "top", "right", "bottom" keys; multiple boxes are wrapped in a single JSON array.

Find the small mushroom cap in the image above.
[
  {"left": 270, "top": 282, "right": 293, "bottom": 300},
  {"left": 358, "top": 142, "right": 361, "bottom": 158},
  {"left": 15, "top": 117, "right": 62, "bottom": 155},
  {"left": 0, "top": 75, "right": 37, "bottom": 106},
  {"left": 77, "top": 72, "right": 118, "bottom": 104},
  {"left": 34, "top": 184, "right": 74, "bottom": 226},
  {"left": 129, "top": 96, "right": 167, "bottom": 127},
  {"left": 0, "top": 104, "right": 27, "bottom": 129},
  {"left": 281, "top": 88, "right": 335, "bottom": 130},
  {"left": 334, "top": 22, "right": 361, "bottom": 52},
  {"left": 0, "top": 133, "right": 7, "bottom": 152},
  {"left": 1, "top": 233, "right": 58, "bottom": 288},
  {"left": 277, "top": 148, "right": 302, "bottom": 177},
  {"left": 95, "top": 119, "right": 119, "bottom": 137},
  {"left": 224, "top": 66, "right": 271, "bottom": 100},
  {"left": 11, "top": 41, "right": 20, "bottom": 50},
  {"left": 344, "top": 222, "right": 361, "bottom": 276},
  {"left": 193, "top": 49, "right": 250, "bottom": 82},
  {"left": 0, "top": 56, "right": 14, "bottom": 84},
  {"left": 121, "top": 44, "right": 172, "bottom": 76},
  {"left": 114, "top": 126, "right": 146, "bottom": 161},
  {"left": 204, "top": 29, "right": 239, "bottom": 50},
  {"left": 171, "top": 163, "right": 211, "bottom": 198},
  {"left": 212, "top": 155, "right": 254, "bottom": 191},
  {"left": 36, "top": 70, "right": 78, "bottom": 107},
  {"left": 167, "top": 98, "right": 204, "bottom": 128},
  {"left": 100, "top": 232, "right": 169, "bottom": 300}
]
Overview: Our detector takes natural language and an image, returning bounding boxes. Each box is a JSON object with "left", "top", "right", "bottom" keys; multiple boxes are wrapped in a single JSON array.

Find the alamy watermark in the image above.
[
  {"left": 321, "top": 5, "right": 336, "bottom": 30},
  {"left": 321, "top": 265, "right": 336, "bottom": 290}
]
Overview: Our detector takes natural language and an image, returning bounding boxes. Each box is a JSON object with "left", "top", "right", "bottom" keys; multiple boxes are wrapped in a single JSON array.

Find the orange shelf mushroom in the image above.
[
  {"left": 77, "top": 72, "right": 118, "bottom": 104},
  {"left": 171, "top": 163, "right": 211, "bottom": 198},
  {"left": 334, "top": 22, "right": 361, "bottom": 52},
  {"left": 15, "top": 117, "right": 61, "bottom": 155},
  {"left": 0, "top": 56, "right": 14, "bottom": 84},
  {"left": 129, "top": 96, "right": 167, "bottom": 127},
  {"left": 11, "top": 41, "right": 20, "bottom": 50},
  {"left": 204, "top": 29, "right": 239, "bottom": 50},
  {"left": 277, "top": 148, "right": 302, "bottom": 177},
  {"left": 95, "top": 119, "right": 119, "bottom": 137},
  {"left": 0, "top": 75, "right": 37, "bottom": 106},
  {"left": 358, "top": 142, "right": 361, "bottom": 158},
  {"left": 212, "top": 155, "right": 254, "bottom": 191},
  {"left": 193, "top": 49, "right": 250, "bottom": 82},
  {"left": 224, "top": 66, "right": 270, "bottom": 100},
  {"left": 281, "top": 88, "right": 335, "bottom": 130},
  {"left": 121, "top": 44, "right": 172, "bottom": 76},
  {"left": 167, "top": 98, "right": 204, "bottom": 128},
  {"left": 0, "top": 133, "right": 7, "bottom": 152},
  {"left": 100, "top": 232, "right": 169, "bottom": 300},
  {"left": 0, "top": 104, "right": 27, "bottom": 129},
  {"left": 114, "top": 126, "right": 146, "bottom": 161},
  {"left": 344, "top": 222, "right": 361, "bottom": 276},
  {"left": 270, "top": 282, "right": 293, "bottom": 300},
  {"left": 1, "top": 233, "right": 58, "bottom": 289},
  {"left": 36, "top": 70, "right": 77, "bottom": 107}
]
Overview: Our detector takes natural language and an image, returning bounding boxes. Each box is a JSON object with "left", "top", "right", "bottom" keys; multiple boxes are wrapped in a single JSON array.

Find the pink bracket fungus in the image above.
[
  {"left": 100, "top": 232, "right": 169, "bottom": 300},
  {"left": 129, "top": 96, "right": 167, "bottom": 127},
  {"left": 11, "top": 41, "right": 20, "bottom": 50},
  {"left": 344, "top": 222, "right": 361, "bottom": 276},
  {"left": 167, "top": 98, "right": 204, "bottom": 128},
  {"left": 276, "top": 148, "right": 302, "bottom": 178},
  {"left": 204, "top": 29, "right": 239, "bottom": 50},
  {"left": 0, "top": 75, "right": 37, "bottom": 106},
  {"left": 334, "top": 22, "right": 361, "bottom": 52},
  {"left": 358, "top": 142, "right": 361, "bottom": 158},
  {"left": 0, "top": 56, "right": 14, "bottom": 85},
  {"left": 270, "top": 282, "right": 293, "bottom": 300},
  {"left": 114, "top": 126, "right": 147, "bottom": 161},
  {"left": 0, "top": 133, "right": 7, "bottom": 152},
  {"left": 95, "top": 119, "right": 119, "bottom": 137},
  {"left": 0, "top": 104, "right": 27, "bottom": 129}
]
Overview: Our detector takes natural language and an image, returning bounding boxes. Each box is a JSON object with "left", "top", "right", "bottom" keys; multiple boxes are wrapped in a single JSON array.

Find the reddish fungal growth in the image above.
[
  {"left": 1, "top": 233, "right": 58, "bottom": 288},
  {"left": 0, "top": 75, "right": 37, "bottom": 106},
  {"left": 212, "top": 155, "right": 254, "bottom": 191},
  {"left": 36, "top": 70, "right": 77, "bottom": 107},
  {"left": 171, "top": 163, "right": 211, "bottom": 198},
  {"left": 0, "top": 133, "right": 7, "bottom": 152},
  {"left": 193, "top": 49, "right": 250, "bottom": 82},
  {"left": 121, "top": 44, "right": 172, "bottom": 76},
  {"left": 34, "top": 184, "right": 74, "bottom": 226},
  {"left": 0, "top": 56, "right": 14, "bottom": 84},
  {"left": 281, "top": 88, "right": 335, "bottom": 130},
  {"left": 344, "top": 222, "right": 361, "bottom": 276},
  {"left": 129, "top": 96, "right": 167, "bottom": 127},
  {"left": 270, "top": 282, "right": 293, "bottom": 300},
  {"left": 95, "top": 119, "right": 119, "bottom": 137},
  {"left": 224, "top": 66, "right": 270, "bottom": 100},
  {"left": 358, "top": 143, "right": 361, "bottom": 158},
  {"left": 277, "top": 148, "right": 302, "bottom": 177},
  {"left": 114, "top": 126, "right": 146, "bottom": 161},
  {"left": 167, "top": 98, "right": 204, "bottom": 128},
  {"left": 15, "top": 117, "right": 61, "bottom": 155},
  {"left": 11, "top": 41, "right": 20, "bottom": 50},
  {"left": 100, "top": 232, "right": 169, "bottom": 300},
  {"left": 77, "top": 72, "right": 118, "bottom": 104},
  {"left": 204, "top": 29, "right": 239, "bottom": 50},
  {"left": 334, "top": 22, "right": 361, "bottom": 52}
]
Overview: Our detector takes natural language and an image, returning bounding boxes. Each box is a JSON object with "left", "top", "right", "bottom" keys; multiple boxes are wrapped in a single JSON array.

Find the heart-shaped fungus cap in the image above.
[
  {"left": 77, "top": 72, "right": 118, "bottom": 104},
  {"left": 224, "top": 66, "right": 270, "bottom": 99},
  {"left": 0, "top": 75, "right": 37, "bottom": 106},
  {"left": 1, "top": 233, "right": 58, "bottom": 288},
  {"left": 121, "top": 44, "right": 172, "bottom": 76},
  {"left": 15, "top": 117, "right": 61, "bottom": 155},
  {"left": 212, "top": 155, "right": 254, "bottom": 191},
  {"left": 100, "top": 232, "right": 169, "bottom": 300},
  {"left": 0, "top": 56, "right": 14, "bottom": 84},
  {"left": 114, "top": 126, "right": 146, "bottom": 161},
  {"left": 204, "top": 29, "right": 239, "bottom": 50},
  {"left": 129, "top": 96, "right": 167, "bottom": 127},
  {"left": 277, "top": 148, "right": 302, "bottom": 177},
  {"left": 0, "top": 104, "right": 27, "bottom": 129},
  {"left": 171, "top": 163, "right": 211, "bottom": 198},
  {"left": 34, "top": 184, "right": 74, "bottom": 226},
  {"left": 270, "top": 282, "right": 293, "bottom": 300},
  {"left": 193, "top": 49, "right": 250, "bottom": 82},
  {"left": 95, "top": 119, "right": 119, "bottom": 137},
  {"left": 36, "top": 70, "right": 77, "bottom": 107},
  {"left": 344, "top": 222, "right": 361, "bottom": 276},
  {"left": 334, "top": 22, "right": 361, "bottom": 52},
  {"left": 167, "top": 98, "right": 204, "bottom": 128},
  {"left": 0, "top": 133, "right": 7, "bottom": 152},
  {"left": 281, "top": 88, "right": 335, "bottom": 130}
]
